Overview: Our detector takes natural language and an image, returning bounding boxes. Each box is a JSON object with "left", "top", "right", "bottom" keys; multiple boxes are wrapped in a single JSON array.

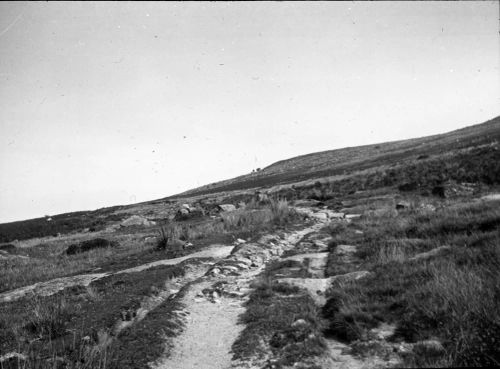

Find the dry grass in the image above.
[
  {"left": 232, "top": 278, "right": 326, "bottom": 366},
  {"left": 322, "top": 197, "right": 500, "bottom": 366}
]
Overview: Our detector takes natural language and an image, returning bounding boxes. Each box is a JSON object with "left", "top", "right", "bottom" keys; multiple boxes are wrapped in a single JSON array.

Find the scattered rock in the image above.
[
  {"left": 277, "top": 278, "right": 331, "bottom": 305},
  {"left": 419, "top": 203, "right": 436, "bottom": 212},
  {"left": 178, "top": 208, "right": 190, "bottom": 216},
  {"left": 345, "top": 214, "right": 362, "bottom": 219},
  {"left": 120, "top": 215, "right": 156, "bottom": 227},
  {"left": 369, "top": 323, "right": 396, "bottom": 340},
  {"left": 335, "top": 244, "right": 357, "bottom": 255},
  {"left": 175, "top": 206, "right": 204, "bottom": 220},
  {"left": 432, "top": 181, "right": 475, "bottom": 198}
]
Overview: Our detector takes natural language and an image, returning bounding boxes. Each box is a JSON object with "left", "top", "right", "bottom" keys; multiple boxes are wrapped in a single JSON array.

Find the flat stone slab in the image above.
[
  {"left": 277, "top": 277, "right": 330, "bottom": 305},
  {"left": 283, "top": 252, "right": 329, "bottom": 262},
  {"left": 335, "top": 244, "right": 357, "bottom": 255},
  {"left": 481, "top": 193, "right": 500, "bottom": 201},
  {"left": 330, "top": 270, "right": 371, "bottom": 284},
  {"left": 284, "top": 252, "right": 329, "bottom": 277},
  {"left": 409, "top": 245, "right": 451, "bottom": 261}
]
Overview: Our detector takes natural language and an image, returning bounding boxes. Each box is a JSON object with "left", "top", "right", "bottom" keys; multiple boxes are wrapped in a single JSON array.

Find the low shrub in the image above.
[
  {"left": 24, "top": 295, "right": 73, "bottom": 339},
  {"left": 156, "top": 222, "right": 182, "bottom": 251},
  {"left": 0, "top": 244, "right": 16, "bottom": 252},
  {"left": 66, "top": 238, "right": 119, "bottom": 255}
]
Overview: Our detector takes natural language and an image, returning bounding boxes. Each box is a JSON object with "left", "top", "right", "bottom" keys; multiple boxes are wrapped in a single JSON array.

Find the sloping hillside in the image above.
[{"left": 177, "top": 116, "right": 500, "bottom": 197}]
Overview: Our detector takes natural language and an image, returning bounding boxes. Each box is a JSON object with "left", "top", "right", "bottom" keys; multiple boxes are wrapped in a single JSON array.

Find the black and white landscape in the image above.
[{"left": 0, "top": 2, "right": 499, "bottom": 368}]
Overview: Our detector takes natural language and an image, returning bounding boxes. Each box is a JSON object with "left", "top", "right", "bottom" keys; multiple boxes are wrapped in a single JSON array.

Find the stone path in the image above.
[{"left": 0, "top": 244, "right": 235, "bottom": 303}]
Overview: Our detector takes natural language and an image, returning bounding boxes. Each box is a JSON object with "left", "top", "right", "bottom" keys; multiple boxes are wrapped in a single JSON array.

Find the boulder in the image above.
[
  {"left": 174, "top": 207, "right": 203, "bottom": 221},
  {"left": 312, "top": 212, "right": 328, "bottom": 220},
  {"left": 120, "top": 215, "right": 156, "bottom": 227},
  {"left": 291, "top": 319, "right": 308, "bottom": 328}
]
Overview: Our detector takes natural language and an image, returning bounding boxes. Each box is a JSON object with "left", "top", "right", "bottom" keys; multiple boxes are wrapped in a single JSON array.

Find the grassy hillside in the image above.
[
  {"left": 1, "top": 115, "right": 499, "bottom": 243},
  {"left": 177, "top": 116, "right": 500, "bottom": 197}
]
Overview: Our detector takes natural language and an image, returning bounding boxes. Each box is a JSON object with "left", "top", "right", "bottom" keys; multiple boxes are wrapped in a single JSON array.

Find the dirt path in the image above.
[
  {"left": 152, "top": 219, "right": 326, "bottom": 369},
  {"left": 0, "top": 244, "right": 234, "bottom": 303},
  {"left": 152, "top": 280, "right": 246, "bottom": 369}
]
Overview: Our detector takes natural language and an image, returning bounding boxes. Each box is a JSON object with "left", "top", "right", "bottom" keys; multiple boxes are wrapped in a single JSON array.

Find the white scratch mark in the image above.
[{"left": 0, "top": 10, "right": 25, "bottom": 39}]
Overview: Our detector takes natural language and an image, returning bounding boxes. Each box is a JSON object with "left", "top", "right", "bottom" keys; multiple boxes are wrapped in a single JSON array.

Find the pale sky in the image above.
[{"left": 0, "top": 1, "right": 499, "bottom": 223}]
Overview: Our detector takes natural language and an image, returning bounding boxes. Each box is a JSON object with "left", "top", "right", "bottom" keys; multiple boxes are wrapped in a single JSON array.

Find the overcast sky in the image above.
[{"left": 0, "top": 1, "right": 499, "bottom": 223}]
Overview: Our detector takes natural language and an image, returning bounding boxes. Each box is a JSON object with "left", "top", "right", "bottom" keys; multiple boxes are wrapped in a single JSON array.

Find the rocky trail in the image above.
[
  {"left": 0, "top": 245, "right": 234, "bottom": 303},
  {"left": 149, "top": 206, "right": 404, "bottom": 369},
  {"left": 1, "top": 206, "right": 406, "bottom": 368},
  {"left": 152, "top": 215, "right": 325, "bottom": 369}
]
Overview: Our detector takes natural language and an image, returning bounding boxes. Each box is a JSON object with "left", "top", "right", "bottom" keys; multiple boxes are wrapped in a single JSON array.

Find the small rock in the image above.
[
  {"left": 313, "top": 212, "right": 328, "bottom": 220},
  {"left": 355, "top": 230, "right": 364, "bottom": 234},
  {"left": 419, "top": 203, "right": 436, "bottom": 212},
  {"left": 291, "top": 319, "right": 308, "bottom": 328},
  {"left": 329, "top": 212, "right": 345, "bottom": 219},
  {"left": 345, "top": 214, "right": 362, "bottom": 219},
  {"left": 236, "top": 238, "right": 246, "bottom": 244}
]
